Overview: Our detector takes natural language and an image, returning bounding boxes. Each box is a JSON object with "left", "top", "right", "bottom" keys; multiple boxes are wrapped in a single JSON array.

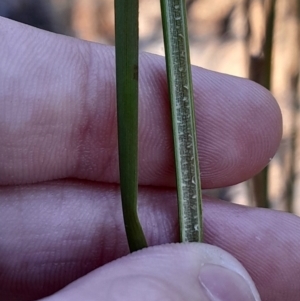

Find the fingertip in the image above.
[
  {"left": 192, "top": 68, "right": 282, "bottom": 187},
  {"left": 40, "top": 243, "right": 260, "bottom": 301}
]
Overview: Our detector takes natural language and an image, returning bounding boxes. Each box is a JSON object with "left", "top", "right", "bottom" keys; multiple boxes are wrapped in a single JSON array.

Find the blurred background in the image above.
[{"left": 1, "top": 0, "right": 299, "bottom": 214}]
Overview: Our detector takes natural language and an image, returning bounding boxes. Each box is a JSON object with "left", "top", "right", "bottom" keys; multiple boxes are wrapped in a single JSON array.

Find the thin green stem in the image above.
[
  {"left": 160, "top": 0, "right": 203, "bottom": 242},
  {"left": 115, "top": 0, "right": 147, "bottom": 252}
]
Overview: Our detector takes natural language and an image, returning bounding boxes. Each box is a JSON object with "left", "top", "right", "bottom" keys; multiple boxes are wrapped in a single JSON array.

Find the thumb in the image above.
[{"left": 40, "top": 243, "right": 261, "bottom": 301}]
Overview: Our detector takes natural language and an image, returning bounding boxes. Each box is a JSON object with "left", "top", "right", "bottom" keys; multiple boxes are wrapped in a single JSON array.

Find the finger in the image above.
[
  {"left": 0, "top": 182, "right": 299, "bottom": 301},
  {"left": 40, "top": 243, "right": 260, "bottom": 301},
  {"left": 0, "top": 181, "right": 178, "bottom": 301},
  {"left": 203, "top": 197, "right": 300, "bottom": 301},
  {"left": 0, "top": 17, "right": 282, "bottom": 188}
]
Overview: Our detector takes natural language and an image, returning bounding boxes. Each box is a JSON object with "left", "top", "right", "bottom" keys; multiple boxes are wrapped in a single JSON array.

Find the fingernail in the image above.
[{"left": 199, "top": 264, "right": 260, "bottom": 301}]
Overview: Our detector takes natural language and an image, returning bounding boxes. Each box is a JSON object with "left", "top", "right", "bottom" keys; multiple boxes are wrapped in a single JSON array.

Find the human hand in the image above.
[{"left": 0, "top": 17, "right": 298, "bottom": 301}]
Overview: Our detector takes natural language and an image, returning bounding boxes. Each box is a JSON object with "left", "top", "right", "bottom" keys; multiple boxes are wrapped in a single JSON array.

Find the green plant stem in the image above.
[
  {"left": 160, "top": 0, "right": 203, "bottom": 242},
  {"left": 115, "top": 0, "right": 147, "bottom": 252}
]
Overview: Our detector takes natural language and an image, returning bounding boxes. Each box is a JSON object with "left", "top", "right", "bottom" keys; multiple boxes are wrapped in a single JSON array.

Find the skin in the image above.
[{"left": 0, "top": 16, "right": 299, "bottom": 301}]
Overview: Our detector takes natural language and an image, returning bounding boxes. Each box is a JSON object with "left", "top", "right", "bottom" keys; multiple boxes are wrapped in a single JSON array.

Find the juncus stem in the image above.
[
  {"left": 114, "top": 0, "right": 147, "bottom": 252},
  {"left": 160, "top": 0, "right": 203, "bottom": 242}
]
